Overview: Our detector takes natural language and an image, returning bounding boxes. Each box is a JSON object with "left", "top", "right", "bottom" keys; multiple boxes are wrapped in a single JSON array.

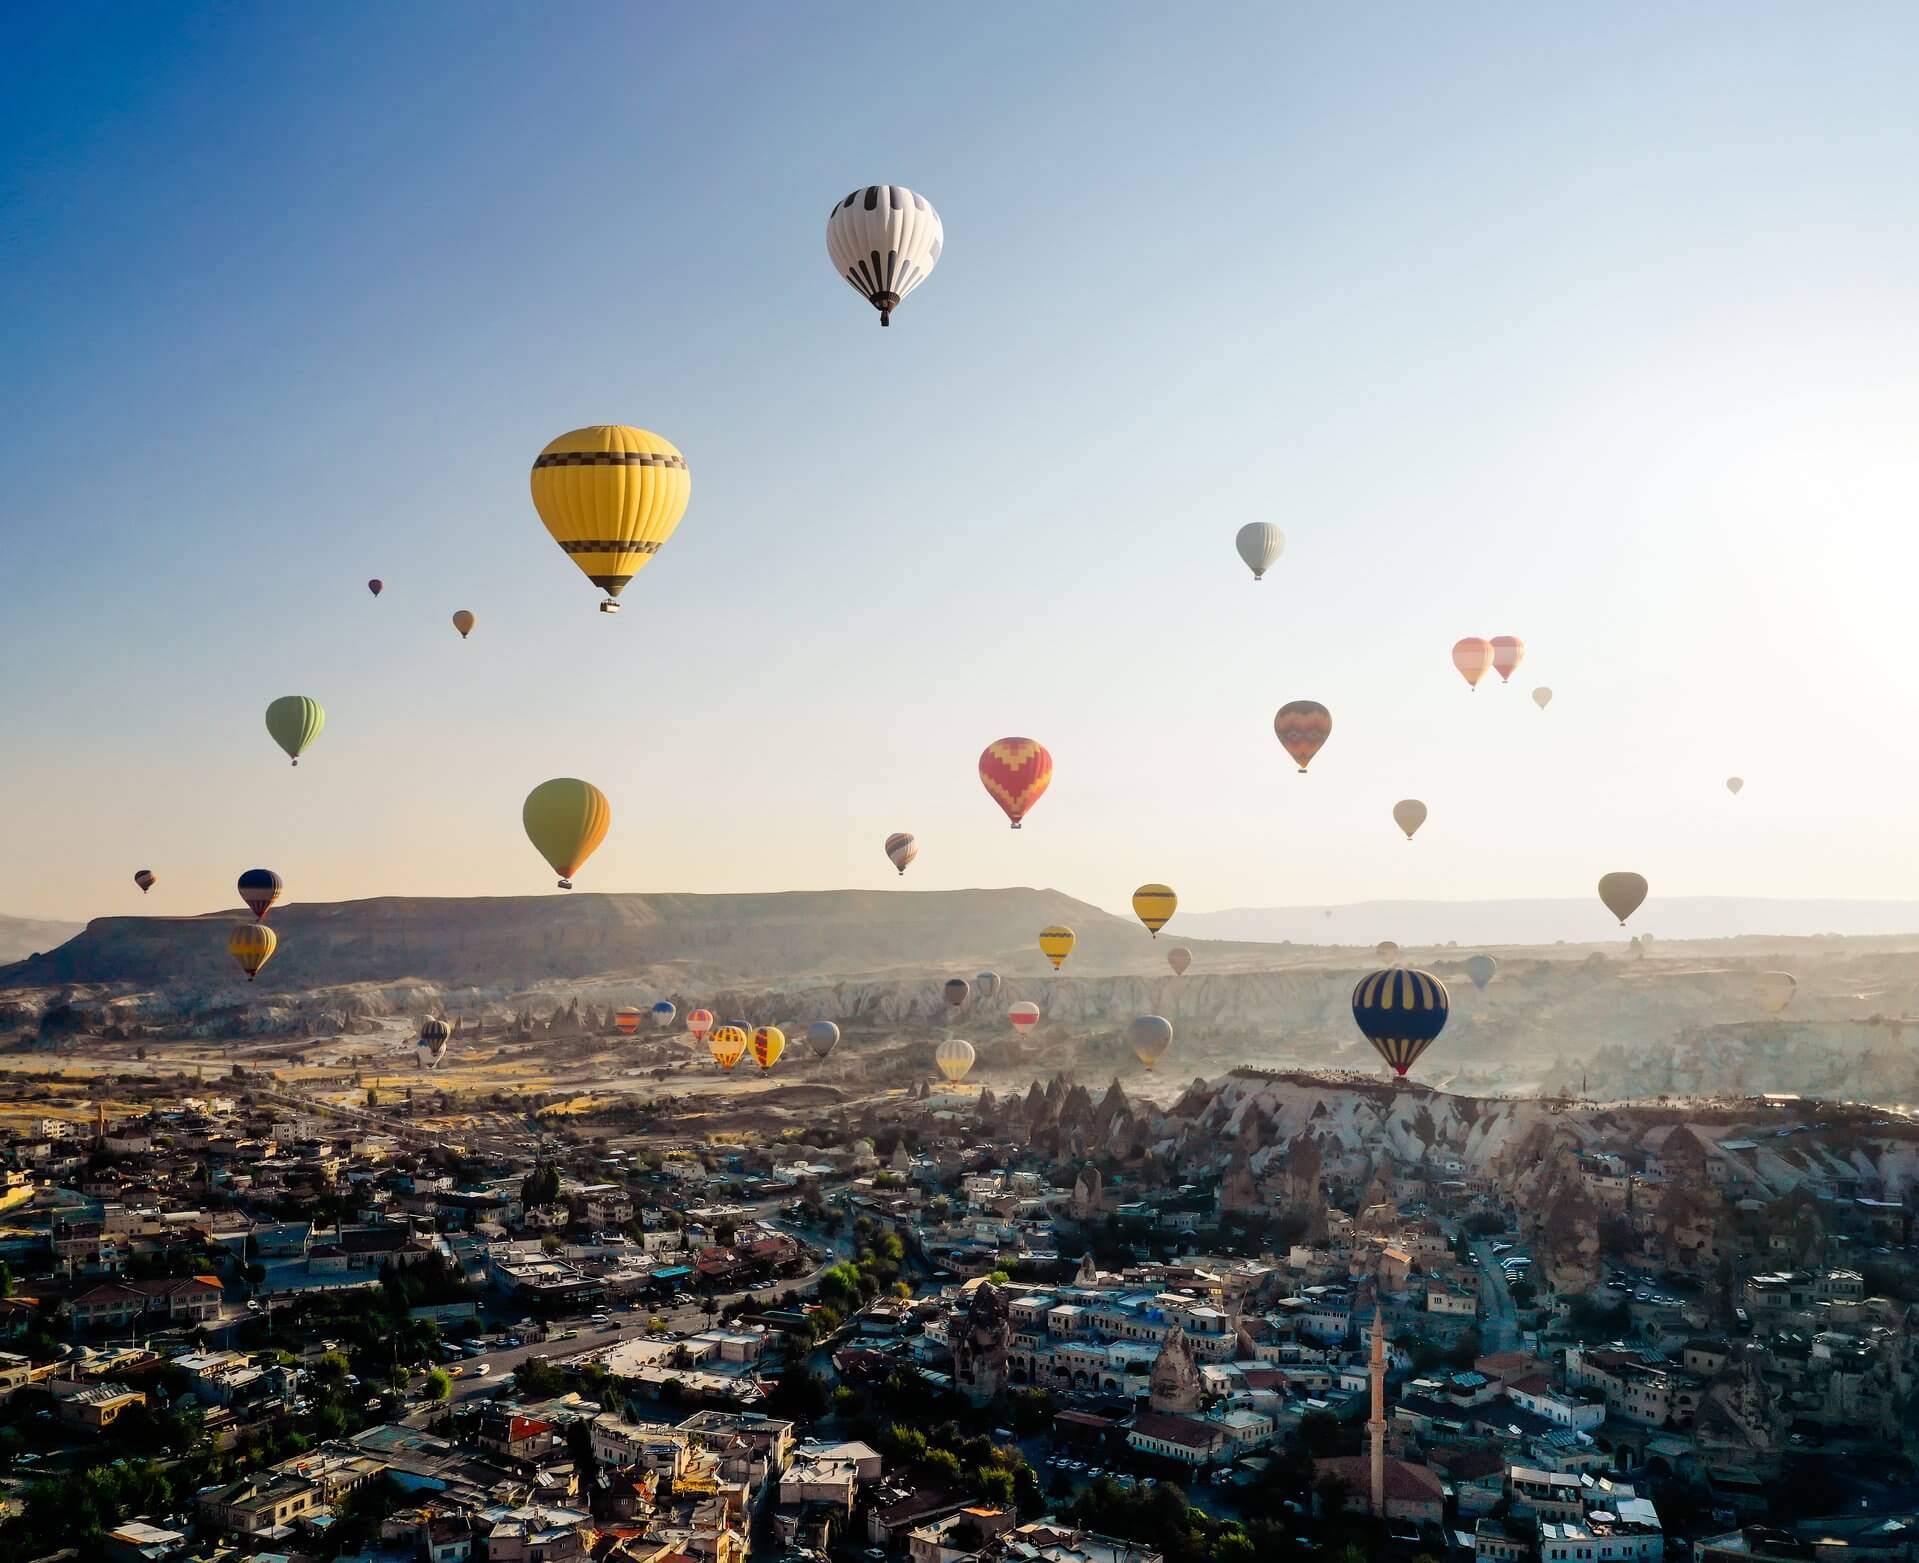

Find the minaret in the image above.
[{"left": 1368, "top": 1305, "right": 1387, "bottom": 1518}]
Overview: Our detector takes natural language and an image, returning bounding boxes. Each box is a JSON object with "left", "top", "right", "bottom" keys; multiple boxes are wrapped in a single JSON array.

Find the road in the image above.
[{"left": 1470, "top": 1239, "right": 1520, "bottom": 1353}]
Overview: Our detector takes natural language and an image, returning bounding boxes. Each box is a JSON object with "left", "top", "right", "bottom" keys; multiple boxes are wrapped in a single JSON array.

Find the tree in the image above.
[
  {"left": 522, "top": 1162, "right": 562, "bottom": 1208},
  {"left": 1298, "top": 1408, "right": 1342, "bottom": 1458},
  {"left": 366, "top": 1088, "right": 380, "bottom": 1110},
  {"left": 425, "top": 1368, "right": 452, "bottom": 1402},
  {"left": 0, "top": 1261, "right": 12, "bottom": 1298},
  {"left": 767, "top": 1367, "right": 831, "bottom": 1421}
]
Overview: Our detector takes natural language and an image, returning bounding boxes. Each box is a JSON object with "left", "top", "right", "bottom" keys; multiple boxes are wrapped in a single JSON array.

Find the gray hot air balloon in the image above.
[
  {"left": 1126, "top": 1015, "right": 1174, "bottom": 1069},
  {"left": 943, "top": 978, "right": 970, "bottom": 1009},
  {"left": 1598, "top": 872, "right": 1649, "bottom": 925},
  {"left": 1234, "top": 522, "right": 1285, "bottom": 581},
  {"left": 1167, "top": 946, "right": 1192, "bottom": 977},
  {"left": 974, "top": 971, "right": 1000, "bottom": 1001},
  {"left": 1464, "top": 955, "right": 1497, "bottom": 991},
  {"left": 806, "top": 1021, "right": 841, "bottom": 1059},
  {"left": 1392, "top": 799, "right": 1427, "bottom": 841}
]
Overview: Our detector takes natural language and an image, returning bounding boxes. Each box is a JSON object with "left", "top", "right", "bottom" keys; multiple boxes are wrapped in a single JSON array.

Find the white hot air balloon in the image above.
[
  {"left": 1234, "top": 523, "right": 1285, "bottom": 582},
  {"left": 1532, "top": 687, "right": 1553, "bottom": 711},
  {"left": 1726, "top": 777, "right": 1744, "bottom": 796},
  {"left": 934, "top": 1037, "right": 976, "bottom": 1084},
  {"left": 826, "top": 185, "right": 943, "bottom": 327}
]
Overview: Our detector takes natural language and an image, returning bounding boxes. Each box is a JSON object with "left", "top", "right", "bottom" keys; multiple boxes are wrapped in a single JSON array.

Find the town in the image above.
[{"left": 0, "top": 1059, "right": 1913, "bottom": 1563}]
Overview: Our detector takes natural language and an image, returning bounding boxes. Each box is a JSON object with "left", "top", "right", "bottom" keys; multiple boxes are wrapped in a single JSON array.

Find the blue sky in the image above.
[{"left": 4, "top": 4, "right": 1918, "bottom": 926}]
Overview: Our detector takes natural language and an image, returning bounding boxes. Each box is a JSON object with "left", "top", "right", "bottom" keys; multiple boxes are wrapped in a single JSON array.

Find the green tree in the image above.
[{"left": 425, "top": 1368, "right": 452, "bottom": 1402}]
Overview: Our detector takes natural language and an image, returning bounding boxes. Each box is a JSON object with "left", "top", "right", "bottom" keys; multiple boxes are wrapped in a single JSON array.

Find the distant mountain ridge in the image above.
[
  {"left": 0, "top": 914, "right": 84, "bottom": 965},
  {"left": 1179, "top": 897, "right": 1919, "bottom": 947}
]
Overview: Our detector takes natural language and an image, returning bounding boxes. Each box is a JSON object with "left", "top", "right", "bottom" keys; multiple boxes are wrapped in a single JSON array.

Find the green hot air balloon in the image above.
[{"left": 265, "top": 696, "right": 325, "bottom": 766}]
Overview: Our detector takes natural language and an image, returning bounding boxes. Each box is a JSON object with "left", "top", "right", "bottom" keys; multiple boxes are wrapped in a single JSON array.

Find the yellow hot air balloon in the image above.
[
  {"left": 523, "top": 778, "right": 610, "bottom": 889},
  {"left": 1038, "top": 925, "right": 1075, "bottom": 971},
  {"left": 530, "top": 425, "right": 692, "bottom": 614},
  {"left": 1392, "top": 800, "right": 1427, "bottom": 840},
  {"left": 934, "top": 1037, "right": 976, "bottom": 1084},
  {"left": 1131, "top": 884, "right": 1177, "bottom": 938},
  {"left": 1756, "top": 971, "right": 1796, "bottom": 1015},
  {"left": 228, "top": 923, "right": 276, "bottom": 982},
  {"left": 264, "top": 695, "right": 325, "bottom": 766},
  {"left": 1597, "top": 872, "right": 1648, "bottom": 926},
  {"left": 452, "top": 610, "right": 476, "bottom": 639},
  {"left": 750, "top": 1025, "right": 786, "bottom": 1072},
  {"left": 708, "top": 1025, "right": 748, "bottom": 1071}
]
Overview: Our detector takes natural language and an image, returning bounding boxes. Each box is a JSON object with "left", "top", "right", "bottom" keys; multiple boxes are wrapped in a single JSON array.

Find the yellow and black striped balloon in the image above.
[
  {"left": 1350, "top": 966, "right": 1450, "bottom": 1076},
  {"left": 530, "top": 425, "right": 691, "bottom": 611},
  {"left": 1131, "top": 883, "right": 1177, "bottom": 938},
  {"left": 228, "top": 923, "right": 276, "bottom": 983}
]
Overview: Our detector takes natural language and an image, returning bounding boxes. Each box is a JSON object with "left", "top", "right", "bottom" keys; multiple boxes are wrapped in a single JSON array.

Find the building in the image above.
[
  {"left": 198, "top": 1471, "right": 324, "bottom": 1536},
  {"left": 1126, "top": 1411, "right": 1230, "bottom": 1467},
  {"left": 50, "top": 1379, "right": 146, "bottom": 1429}
]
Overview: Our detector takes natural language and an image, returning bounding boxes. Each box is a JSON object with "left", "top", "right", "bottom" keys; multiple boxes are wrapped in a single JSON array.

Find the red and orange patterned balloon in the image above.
[
  {"left": 1452, "top": 637, "right": 1494, "bottom": 690},
  {"left": 979, "top": 737, "right": 1053, "bottom": 829},
  {"left": 1273, "top": 701, "right": 1332, "bottom": 773}
]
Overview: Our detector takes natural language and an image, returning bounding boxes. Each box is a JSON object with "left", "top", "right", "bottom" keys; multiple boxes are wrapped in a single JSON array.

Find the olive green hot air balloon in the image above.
[
  {"left": 523, "top": 778, "right": 611, "bottom": 890},
  {"left": 1464, "top": 954, "right": 1497, "bottom": 991},
  {"left": 265, "top": 696, "right": 325, "bottom": 766},
  {"left": 1598, "top": 872, "right": 1648, "bottom": 926}
]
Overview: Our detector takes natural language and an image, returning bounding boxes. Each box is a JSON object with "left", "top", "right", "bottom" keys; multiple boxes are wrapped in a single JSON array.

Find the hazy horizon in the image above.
[{"left": 7, "top": 4, "right": 1919, "bottom": 925}]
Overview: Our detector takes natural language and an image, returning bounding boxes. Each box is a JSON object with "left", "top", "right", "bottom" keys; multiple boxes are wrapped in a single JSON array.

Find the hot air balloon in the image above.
[
  {"left": 979, "top": 738, "right": 1053, "bottom": 829},
  {"left": 134, "top": 869, "right": 156, "bottom": 895},
  {"left": 238, "top": 869, "right": 282, "bottom": 921},
  {"left": 750, "top": 1025, "right": 785, "bottom": 1072},
  {"left": 1234, "top": 523, "right": 1285, "bottom": 581},
  {"left": 826, "top": 185, "right": 943, "bottom": 326},
  {"left": 1464, "top": 955, "right": 1497, "bottom": 991},
  {"left": 1008, "top": 1002, "right": 1041, "bottom": 1033},
  {"left": 523, "top": 778, "right": 610, "bottom": 890},
  {"left": 1351, "top": 967, "right": 1450, "bottom": 1076},
  {"left": 1598, "top": 872, "right": 1648, "bottom": 926},
  {"left": 1167, "top": 946, "right": 1192, "bottom": 977},
  {"left": 1273, "top": 701, "right": 1332, "bottom": 772},
  {"left": 1132, "top": 884, "right": 1177, "bottom": 938},
  {"left": 1726, "top": 777, "right": 1744, "bottom": 796},
  {"left": 1393, "top": 800, "right": 1427, "bottom": 841},
  {"left": 974, "top": 971, "right": 1001, "bottom": 1001},
  {"left": 943, "top": 978, "right": 970, "bottom": 1009},
  {"left": 1127, "top": 1015, "right": 1174, "bottom": 1069},
  {"left": 368, "top": 579, "right": 383, "bottom": 597},
  {"left": 708, "top": 1025, "right": 747, "bottom": 1071},
  {"left": 418, "top": 1017, "right": 451, "bottom": 1068},
  {"left": 651, "top": 1001, "right": 676, "bottom": 1029},
  {"left": 228, "top": 923, "right": 276, "bottom": 982},
  {"left": 688, "top": 1009, "right": 715, "bottom": 1042},
  {"left": 530, "top": 425, "right": 692, "bottom": 614},
  {"left": 615, "top": 1008, "right": 642, "bottom": 1036},
  {"left": 806, "top": 1021, "right": 841, "bottom": 1059},
  {"left": 934, "top": 1037, "right": 976, "bottom": 1084},
  {"left": 1377, "top": 940, "right": 1401, "bottom": 962},
  {"left": 452, "top": 610, "right": 476, "bottom": 640},
  {"left": 1039, "top": 926, "right": 1075, "bottom": 971},
  {"left": 1452, "top": 638, "right": 1494, "bottom": 691},
  {"left": 1532, "top": 687, "right": 1553, "bottom": 711},
  {"left": 885, "top": 832, "right": 918, "bottom": 876},
  {"left": 1756, "top": 971, "right": 1796, "bottom": 1015},
  {"left": 1490, "top": 636, "right": 1525, "bottom": 683},
  {"left": 265, "top": 695, "right": 325, "bottom": 766}
]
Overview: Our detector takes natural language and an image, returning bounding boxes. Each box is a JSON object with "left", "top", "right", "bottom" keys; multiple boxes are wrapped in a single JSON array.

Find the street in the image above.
[{"left": 1470, "top": 1238, "right": 1520, "bottom": 1354}]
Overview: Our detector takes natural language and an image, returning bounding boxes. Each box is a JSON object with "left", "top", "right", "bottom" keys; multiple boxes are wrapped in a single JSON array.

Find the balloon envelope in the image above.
[
  {"left": 1126, "top": 1014, "right": 1174, "bottom": 1069},
  {"left": 1490, "top": 636, "right": 1525, "bottom": 683},
  {"left": 523, "top": 778, "right": 610, "bottom": 889},
  {"left": 979, "top": 738, "right": 1053, "bottom": 829},
  {"left": 1393, "top": 800, "right": 1427, "bottom": 840},
  {"left": 943, "top": 978, "right": 970, "bottom": 1009},
  {"left": 368, "top": 579, "right": 383, "bottom": 597},
  {"left": 1167, "top": 946, "right": 1192, "bottom": 976},
  {"left": 806, "top": 1021, "right": 841, "bottom": 1059},
  {"left": 1377, "top": 940, "right": 1401, "bottom": 962},
  {"left": 750, "top": 1026, "right": 785, "bottom": 1071},
  {"left": 885, "top": 832, "right": 918, "bottom": 875},
  {"left": 452, "top": 610, "right": 476, "bottom": 639},
  {"left": 1008, "top": 1001, "right": 1041, "bottom": 1032},
  {"left": 419, "top": 1018, "right": 451, "bottom": 1045},
  {"left": 1532, "top": 687, "right": 1553, "bottom": 710},
  {"left": 134, "top": 869, "right": 156, "bottom": 894},
  {"left": 687, "top": 1009, "right": 715, "bottom": 1039},
  {"left": 974, "top": 971, "right": 1001, "bottom": 1001},
  {"left": 1452, "top": 638, "right": 1494, "bottom": 690},
  {"left": 1756, "top": 971, "right": 1796, "bottom": 1014},
  {"left": 1038, "top": 925, "right": 1076, "bottom": 970},
  {"left": 708, "top": 1025, "right": 747, "bottom": 1070},
  {"left": 615, "top": 1009, "right": 641, "bottom": 1035},
  {"left": 1351, "top": 967, "right": 1451, "bottom": 1075},
  {"left": 238, "top": 869, "right": 283, "bottom": 921},
  {"left": 530, "top": 425, "right": 691, "bottom": 610},
  {"left": 265, "top": 695, "right": 325, "bottom": 765},
  {"left": 1273, "top": 701, "right": 1332, "bottom": 772},
  {"left": 1726, "top": 777, "right": 1744, "bottom": 795},
  {"left": 1598, "top": 872, "right": 1649, "bottom": 925},
  {"left": 826, "top": 185, "right": 943, "bottom": 326},
  {"left": 1464, "top": 955, "right": 1497, "bottom": 991},
  {"left": 1132, "top": 884, "right": 1177, "bottom": 938},
  {"left": 228, "top": 923, "right": 276, "bottom": 982},
  {"left": 1234, "top": 522, "right": 1285, "bottom": 581},
  {"left": 934, "top": 1037, "right": 976, "bottom": 1083},
  {"left": 650, "top": 1001, "right": 676, "bottom": 1028}
]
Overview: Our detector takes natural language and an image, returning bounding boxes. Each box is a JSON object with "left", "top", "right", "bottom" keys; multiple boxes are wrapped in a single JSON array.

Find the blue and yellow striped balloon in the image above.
[{"left": 1350, "top": 967, "right": 1450, "bottom": 1076}]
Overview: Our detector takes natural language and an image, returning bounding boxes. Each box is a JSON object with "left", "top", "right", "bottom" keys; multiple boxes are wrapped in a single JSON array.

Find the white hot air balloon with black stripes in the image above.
[{"left": 826, "top": 185, "right": 943, "bottom": 327}]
